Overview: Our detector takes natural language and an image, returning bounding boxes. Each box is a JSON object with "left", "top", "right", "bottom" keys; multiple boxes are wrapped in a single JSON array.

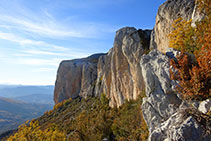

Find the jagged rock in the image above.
[
  {"left": 95, "top": 27, "right": 151, "bottom": 107},
  {"left": 198, "top": 99, "right": 211, "bottom": 114},
  {"left": 149, "top": 110, "right": 210, "bottom": 141},
  {"left": 140, "top": 49, "right": 182, "bottom": 132},
  {"left": 54, "top": 54, "right": 105, "bottom": 104},
  {"left": 151, "top": 0, "right": 195, "bottom": 52},
  {"left": 140, "top": 49, "right": 211, "bottom": 140},
  {"left": 191, "top": 1, "right": 205, "bottom": 27}
]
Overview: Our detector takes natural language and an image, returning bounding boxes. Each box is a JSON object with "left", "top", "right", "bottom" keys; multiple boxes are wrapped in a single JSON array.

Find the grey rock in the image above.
[
  {"left": 141, "top": 49, "right": 210, "bottom": 140},
  {"left": 140, "top": 49, "right": 182, "bottom": 132},
  {"left": 198, "top": 99, "right": 211, "bottom": 114},
  {"left": 149, "top": 111, "right": 209, "bottom": 141}
]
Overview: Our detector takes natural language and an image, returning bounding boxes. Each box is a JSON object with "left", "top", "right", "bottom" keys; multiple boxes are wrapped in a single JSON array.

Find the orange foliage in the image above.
[
  {"left": 171, "top": 47, "right": 211, "bottom": 100},
  {"left": 169, "top": 0, "right": 211, "bottom": 100}
]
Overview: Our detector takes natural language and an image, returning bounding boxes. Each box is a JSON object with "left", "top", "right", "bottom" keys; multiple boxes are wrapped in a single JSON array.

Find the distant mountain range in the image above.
[
  {"left": 0, "top": 85, "right": 54, "bottom": 136},
  {"left": 0, "top": 85, "right": 54, "bottom": 104},
  {"left": 0, "top": 97, "right": 52, "bottom": 135}
]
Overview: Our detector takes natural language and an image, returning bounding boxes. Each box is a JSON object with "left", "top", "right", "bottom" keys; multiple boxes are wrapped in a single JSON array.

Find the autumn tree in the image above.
[{"left": 169, "top": 0, "right": 211, "bottom": 100}]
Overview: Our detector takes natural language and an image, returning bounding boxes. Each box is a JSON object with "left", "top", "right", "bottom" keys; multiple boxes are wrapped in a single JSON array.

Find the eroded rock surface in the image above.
[
  {"left": 141, "top": 49, "right": 210, "bottom": 140},
  {"left": 95, "top": 27, "right": 151, "bottom": 107},
  {"left": 54, "top": 54, "right": 105, "bottom": 104},
  {"left": 140, "top": 49, "right": 181, "bottom": 132},
  {"left": 149, "top": 109, "right": 210, "bottom": 141},
  {"left": 151, "top": 0, "right": 195, "bottom": 52}
]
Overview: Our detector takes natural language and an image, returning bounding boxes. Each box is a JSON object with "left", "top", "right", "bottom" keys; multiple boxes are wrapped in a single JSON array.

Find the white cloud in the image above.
[
  {"left": 0, "top": 14, "right": 116, "bottom": 39},
  {"left": 23, "top": 50, "right": 65, "bottom": 56},
  {"left": 16, "top": 58, "right": 61, "bottom": 66},
  {"left": 22, "top": 49, "right": 88, "bottom": 58},
  {"left": 32, "top": 68, "right": 56, "bottom": 72},
  {"left": 0, "top": 32, "right": 76, "bottom": 53}
]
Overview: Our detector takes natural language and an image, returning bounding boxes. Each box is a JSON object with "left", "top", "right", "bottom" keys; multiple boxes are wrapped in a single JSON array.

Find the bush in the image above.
[
  {"left": 169, "top": 0, "right": 211, "bottom": 100},
  {"left": 8, "top": 96, "right": 149, "bottom": 140}
]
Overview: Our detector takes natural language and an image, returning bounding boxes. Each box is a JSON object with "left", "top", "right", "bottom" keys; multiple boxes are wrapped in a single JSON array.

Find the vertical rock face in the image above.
[
  {"left": 151, "top": 0, "right": 195, "bottom": 52},
  {"left": 54, "top": 54, "right": 105, "bottom": 104},
  {"left": 95, "top": 27, "right": 151, "bottom": 107}
]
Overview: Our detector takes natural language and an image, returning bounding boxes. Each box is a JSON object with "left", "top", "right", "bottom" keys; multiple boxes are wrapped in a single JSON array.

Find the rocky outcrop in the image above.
[
  {"left": 54, "top": 54, "right": 105, "bottom": 104},
  {"left": 151, "top": 0, "right": 195, "bottom": 52},
  {"left": 140, "top": 49, "right": 181, "bottom": 132},
  {"left": 149, "top": 109, "right": 210, "bottom": 141},
  {"left": 95, "top": 27, "right": 151, "bottom": 107},
  {"left": 140, "top": 49, "right": 210, "bottom": 140}
]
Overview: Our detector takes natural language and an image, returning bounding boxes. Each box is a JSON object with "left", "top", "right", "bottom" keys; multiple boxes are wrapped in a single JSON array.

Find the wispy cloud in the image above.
[
  {"left": 0, "top": 32, "right": 81, "bottom": 53},
  {"left": 0, "top": 15, "right": 86, "bottom": 38},
  {"left": 16, "top": 58, "right": 61, "bottom": 66},
  {"left": 0, "top": 0, "right": 118, "bottom": 40},
  {"left": 22, "top": 49, "right": 89, "bottom": 58},
  {"left": 0, "top": 32, "right": 91, "bottom": 65},
  {"left": 0, "top": 0, "right": 116, "bottom": 85},
  {"left": 32, "top": 68, "right": 56, "bottom": 72},
  {"left": 0, "top": 13, "right": 116, "bottom": 39},
  {"left": 0, "top": 32, "right": 70, "bottom": 52}
]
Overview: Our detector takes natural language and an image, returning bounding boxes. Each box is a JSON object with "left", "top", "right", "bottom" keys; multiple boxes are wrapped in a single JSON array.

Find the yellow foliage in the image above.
[
  {"left": 169, "top": 0, "right": 211, "bottom": 100},
  {"left": 168, "top": 18, "right": 196, "bottom": 53},
  {"left": 7, "top": 120, "right": 66, "bottom": 141},
  {"left": 53, "top": 98, "right": 72, "bottom": 110}
]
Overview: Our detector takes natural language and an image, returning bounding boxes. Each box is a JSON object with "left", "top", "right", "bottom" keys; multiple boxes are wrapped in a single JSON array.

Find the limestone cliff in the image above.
[
  {"left": 95, "top": 27, "right": 151, "bottom": 107},
  {"left": 54, "top": 27, "right": 151, "bottom": 107},
  {"left": 54, "top": 53, "right": 105, "bottom": 104}
]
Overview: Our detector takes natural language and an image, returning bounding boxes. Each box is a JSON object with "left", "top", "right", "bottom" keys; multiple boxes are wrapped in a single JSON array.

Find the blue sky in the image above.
[{"left": 0, "top": 0, "right": 165, "bottom": 85}]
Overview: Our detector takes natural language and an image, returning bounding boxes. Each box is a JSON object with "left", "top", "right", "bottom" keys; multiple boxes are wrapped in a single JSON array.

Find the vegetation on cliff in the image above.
[
  {"left": 8, "top": 93, "right": 148, "bottom": 141},
  {"left": 169, "top": 0, "right": 211, "bottom": 100}
]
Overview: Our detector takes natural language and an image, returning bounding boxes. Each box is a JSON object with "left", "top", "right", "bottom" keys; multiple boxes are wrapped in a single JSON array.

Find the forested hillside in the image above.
[{"left": 8, "top": 94, "right": 148, "bottom": 140}]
